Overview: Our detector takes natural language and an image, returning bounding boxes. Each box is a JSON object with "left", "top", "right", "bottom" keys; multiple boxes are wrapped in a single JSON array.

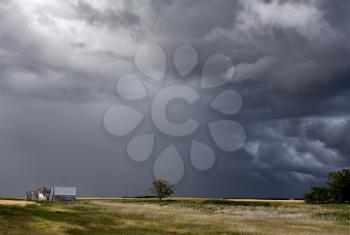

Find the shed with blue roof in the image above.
[{"left": 52, "top": 186, "right": 76, "bottom": 202}]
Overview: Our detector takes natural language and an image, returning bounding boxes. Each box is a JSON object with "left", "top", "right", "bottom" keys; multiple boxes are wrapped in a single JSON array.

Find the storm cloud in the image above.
[{"left": 0, "top": 0, "right": 350, "bottom": 198}]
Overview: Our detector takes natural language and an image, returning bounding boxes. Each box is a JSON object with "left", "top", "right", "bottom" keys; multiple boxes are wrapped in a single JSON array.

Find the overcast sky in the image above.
[{"left": 0, "top": 0, "right": 350, "bottom": 198}]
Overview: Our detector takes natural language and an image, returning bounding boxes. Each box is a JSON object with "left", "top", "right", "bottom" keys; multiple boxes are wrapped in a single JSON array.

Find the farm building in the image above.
[
  {"left": 26, "top": 186, "right": 51, "bottom": 201},
  {"left": 26, "top": 186, "right": 76, "bottom": 202},
  {"left": 52, "top": 186, "right": 76, "bottom": 202}
]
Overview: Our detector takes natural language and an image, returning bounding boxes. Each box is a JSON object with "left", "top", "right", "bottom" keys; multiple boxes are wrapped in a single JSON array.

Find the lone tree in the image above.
[
  {"left": 150, "top": 179, "right": 174, "bottom": 201},
  {"left": 304, "top": 168, "right": 350, "bottom": 204}
]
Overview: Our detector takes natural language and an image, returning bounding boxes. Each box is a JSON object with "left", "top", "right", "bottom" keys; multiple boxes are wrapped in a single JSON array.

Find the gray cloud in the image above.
[
  {"left": 246, "top": 117, "right": 349, "bottom": 175},
  {"left": 0, "top": 0, "right": 350, "bottom": 198}
]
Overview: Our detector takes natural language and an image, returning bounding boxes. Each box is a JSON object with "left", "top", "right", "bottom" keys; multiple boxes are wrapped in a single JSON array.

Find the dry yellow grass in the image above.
[
  {"left": 79, "top": 197, "right": 304, "bottom": 203},
  {"left": 91, "top": 200, "right": 350, "bottom": 235},
  {"left": 227, "top": 198, "right": 304, "bottom": 203},
  {"left": 0, "top": 199, "right": 35, "bottom": 206}
]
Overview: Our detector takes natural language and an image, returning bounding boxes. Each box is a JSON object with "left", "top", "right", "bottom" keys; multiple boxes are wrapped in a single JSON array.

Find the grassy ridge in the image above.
[{"left": 0, "top": 198, "right": 350, "bottom": 234}]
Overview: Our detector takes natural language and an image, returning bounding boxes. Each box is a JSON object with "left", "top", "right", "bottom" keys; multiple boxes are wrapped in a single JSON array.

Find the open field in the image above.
[{"left": 0, "top": 198, "right": 349, "bottom": 234}]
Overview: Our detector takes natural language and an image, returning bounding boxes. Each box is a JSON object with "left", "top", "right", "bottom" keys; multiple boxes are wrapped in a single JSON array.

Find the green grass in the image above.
[
  {"left": 1, "top": 198, "right": 350, "bottom": 234},
  {"left": 0, "top": 203, "right": 113, "bottom": 234}
]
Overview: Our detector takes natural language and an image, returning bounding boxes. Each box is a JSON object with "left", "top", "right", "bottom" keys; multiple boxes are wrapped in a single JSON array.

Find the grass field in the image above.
[{"left": 0, "top": 198, "right": 349, "bottom": 234}]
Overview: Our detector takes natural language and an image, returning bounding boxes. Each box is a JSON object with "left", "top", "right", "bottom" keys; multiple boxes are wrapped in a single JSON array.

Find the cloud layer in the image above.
[{"left": 0, "top": 0, "right": 350, "bottom": 197}]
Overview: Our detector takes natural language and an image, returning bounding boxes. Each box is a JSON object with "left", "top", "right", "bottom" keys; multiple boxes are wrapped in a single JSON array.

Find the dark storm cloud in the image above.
[
  {"left": 0, "top": 0, "right": 138, "bottom": 102},
  {"left": 72, "top": 1, "right": 141, "bottom": 29},
  {"left": 246, "top": 117, "right": 349, "bottom": 174},
  {"left": 0, "top": 0, "right": 349, "bottom": 198},
  {"left": 226, "top": 0, "right": 350, "bottom": 192}
]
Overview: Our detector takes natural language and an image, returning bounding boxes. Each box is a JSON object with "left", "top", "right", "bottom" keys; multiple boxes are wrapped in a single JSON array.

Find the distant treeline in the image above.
[{"left": 122, "top": 195, "right": 155, "bottom": 199}]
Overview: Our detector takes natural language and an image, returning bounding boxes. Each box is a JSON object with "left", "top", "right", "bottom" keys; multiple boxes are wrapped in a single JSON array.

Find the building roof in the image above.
[{"left": 54, "top": 187, "right": 76, "bottom": 196}]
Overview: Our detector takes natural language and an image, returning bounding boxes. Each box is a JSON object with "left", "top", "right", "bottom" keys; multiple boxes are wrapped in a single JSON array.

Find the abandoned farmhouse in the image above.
[{"left": 26, "top": 186, "right": 76, "bottom": 202}]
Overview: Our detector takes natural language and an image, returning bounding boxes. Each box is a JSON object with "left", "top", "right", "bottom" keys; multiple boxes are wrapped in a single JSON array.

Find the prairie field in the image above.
[{"left": 0, "top": 198, "right": 349, "bottom": 234}]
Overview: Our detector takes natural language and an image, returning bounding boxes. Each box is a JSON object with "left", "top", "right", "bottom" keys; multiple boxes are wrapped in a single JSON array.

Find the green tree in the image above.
[
  {"left": 150, "top": 179, "right": 174, "bottom": 201},
  {"left": 303, "top": 186, "right": 330, "bottom": 204},
  {"left": 304, "top": 168, "right": 350, "bottom": 204},
  {"left": 327, "top": 168, "right": 350, "bottom": 203}
]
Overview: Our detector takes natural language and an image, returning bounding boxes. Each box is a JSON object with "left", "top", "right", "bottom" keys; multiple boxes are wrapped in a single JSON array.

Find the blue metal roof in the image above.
[{"left": 54, "top": 187, "right": 76, "bottom": 196}]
